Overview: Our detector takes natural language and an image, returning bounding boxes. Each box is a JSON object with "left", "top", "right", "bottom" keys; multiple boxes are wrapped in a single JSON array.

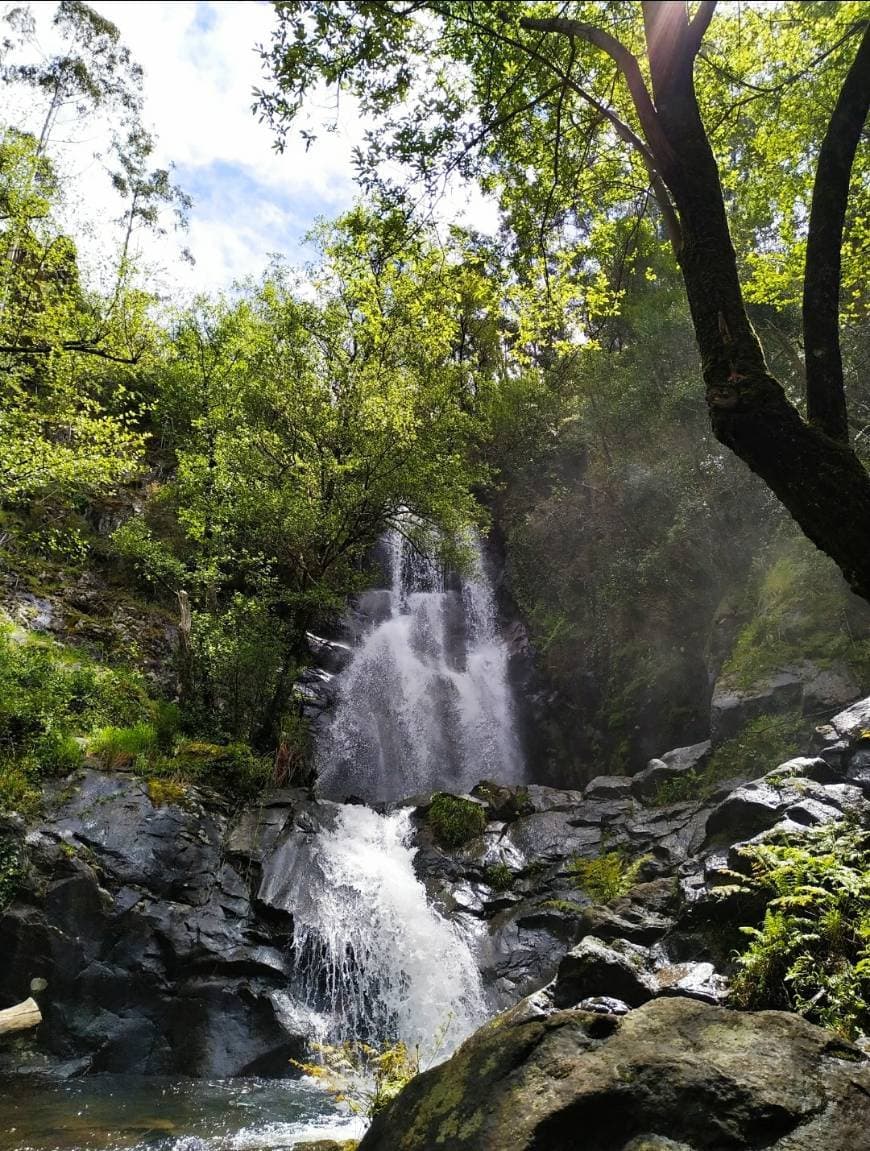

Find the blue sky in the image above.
[
  {"left": 4, "top": 1, "right": 360, "bottom": 294},
  {"left": 4, "top": 1, "right": 495, "bottom": 298}
]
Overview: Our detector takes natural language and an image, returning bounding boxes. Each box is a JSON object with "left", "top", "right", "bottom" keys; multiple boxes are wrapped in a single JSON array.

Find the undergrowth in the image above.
[
  {"left": 652, "top": 710, "right": 809, "bottom": 806},
  {"left": 724, "top": 820, "right": 870, "bottom": 1040},
  {"left": 0, "top": 626, "right": 274, "bottom": 816}
]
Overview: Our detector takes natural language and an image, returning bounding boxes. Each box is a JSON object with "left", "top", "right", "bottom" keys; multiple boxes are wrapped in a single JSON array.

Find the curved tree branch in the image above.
[
  {"left": 687, "top": 1, "right": 717, "bottom": 57},
  {"left": 803, "top": 21, "right": 870, "bottom": 443},
  {"left": 519, "top": 14, "right": 673, "bottom": 167}
]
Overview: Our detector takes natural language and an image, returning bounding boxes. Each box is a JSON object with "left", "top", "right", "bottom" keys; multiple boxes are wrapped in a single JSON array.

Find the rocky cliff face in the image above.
[
  {"left": 2, "top": 696, "right": 869, "bottom": 1146},
  {"left": 0, "top": 773, "right": 313, "bottom": 1077}
]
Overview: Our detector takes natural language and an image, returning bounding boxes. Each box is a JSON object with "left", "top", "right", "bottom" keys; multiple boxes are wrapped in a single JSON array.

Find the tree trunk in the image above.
[
  {"left": 642, "top": 6, "right": 870, "bottom": 601},
  {"left": 0, "top": 997, "right": 41, "bottom": 1036}
]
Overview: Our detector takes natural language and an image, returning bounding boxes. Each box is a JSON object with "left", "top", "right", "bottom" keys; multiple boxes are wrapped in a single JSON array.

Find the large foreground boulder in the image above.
[{"left": 359, "top": 997, "right": 870, "bottom": 1151}]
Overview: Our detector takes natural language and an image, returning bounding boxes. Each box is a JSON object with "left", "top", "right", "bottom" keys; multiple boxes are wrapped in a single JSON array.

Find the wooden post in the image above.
[{"left": 0, "top": 997, "right": 42, "bottom": 1035}]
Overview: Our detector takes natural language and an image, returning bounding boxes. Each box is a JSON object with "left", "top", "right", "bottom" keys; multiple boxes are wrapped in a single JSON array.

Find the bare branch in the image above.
[
  {"left": 0, "top": 340, "right": 143, "bottom": 364},
  {"left": 519, "top": 14, "right": 673, "bottom": 165}
]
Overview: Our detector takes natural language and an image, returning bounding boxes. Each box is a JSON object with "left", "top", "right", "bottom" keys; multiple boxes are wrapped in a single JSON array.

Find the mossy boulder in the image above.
[
  {"left": 359, "top": 997, "right": 870, "bottom": 1150},
  {"left": 426, "top": 793, "right": 488, "bottom": 848}
]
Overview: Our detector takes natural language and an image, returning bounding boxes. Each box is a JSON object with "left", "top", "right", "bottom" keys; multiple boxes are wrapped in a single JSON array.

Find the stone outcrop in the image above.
[
  {"left": 0, "top": 772, "right": 314, "bottom": 1077},
  {"left": 359, "top": 997, "right": 870, "bottom": 1151},
  {"left": 3, "top": 692, "right": 870, "bottom": 1134}
]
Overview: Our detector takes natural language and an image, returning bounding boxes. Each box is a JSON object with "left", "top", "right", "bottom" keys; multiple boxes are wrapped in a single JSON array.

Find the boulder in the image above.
[
  {"left": 710, "top": 671, "right": 804, "bottom": 745},
  {"left": 631, "top": 741, "right": 711, "bottom": 802},
  {"left": 359, "top": 997, "right": 870, "bottom": 1151},
  {"left": 552, "top": 935, "right": 657, "bottom": 1009},
  {"left": 828, "top": 696, "right": 870, "bottom": 742}
]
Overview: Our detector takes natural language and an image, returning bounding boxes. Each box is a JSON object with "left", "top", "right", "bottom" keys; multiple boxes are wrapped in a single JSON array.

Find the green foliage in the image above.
[
  {"left": 651, "top": 710, "right": 809, "bottom": 807},
  {"left": 88, "top": 722, "right": 158, "bottom": 769},
  {"left": 721, "top": 536, "right": 870, "bottom": 695},
  {"left": 727, "top": 821, "right": 870, "bottom": 1040},
  {"left": 568, "top": 850, "right": 648, "bottom": 904},
  {"left": 0, "top": 626, "right": 154, "bottom": 815},
  {"left": 167, "top": 740, "right": 272, "bottom": 800},
  {"left": 111, "top": 516, "right": 187, "bottom": 592},
  {"left": 484, "top": 862, "right": 514, "bottom": 892},
  {"left": 708, "top": 710, "right": 808, "bottom": 789},
  {"left": 428, "top": 794, "right": 487, "bottom": 848},
  {"left": 292, "top": 1039, "right": 420, "bottom": 1120},
  {"left": 145, "top": 778, "right": 189, "bottom": 807}
]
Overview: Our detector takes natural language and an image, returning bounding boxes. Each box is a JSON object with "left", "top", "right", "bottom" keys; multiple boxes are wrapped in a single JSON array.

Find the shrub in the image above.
[
  {"left": 428, "top": 794, "right": 487, "bottom": 848},
  {"left": 568, "top": 850, "right": 649, "bottom": 904},
  {"left": 0, "top": 766, "right": 41, "bottom": 820},
  {"left": 726, "top": 821, "right": 870, "bottom": 1040},
  {"left": 89, "top": 722, "right": 158, "bottom": 769},
  {"left": 485, "top": 862, "right": 514, "bottom": 891},
  {"left": 169, "top": 740, "right": 272, "bottom": 799}
]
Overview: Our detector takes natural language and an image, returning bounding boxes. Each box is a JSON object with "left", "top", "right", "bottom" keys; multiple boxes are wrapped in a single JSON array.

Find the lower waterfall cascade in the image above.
[{"left": 282, "top": 804, "right": 487, "bottom": 1060}]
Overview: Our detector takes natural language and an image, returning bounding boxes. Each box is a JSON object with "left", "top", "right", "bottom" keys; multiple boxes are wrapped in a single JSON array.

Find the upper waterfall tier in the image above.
[{"left": 316, "top": 529, "right": 525, "bottom": 802}]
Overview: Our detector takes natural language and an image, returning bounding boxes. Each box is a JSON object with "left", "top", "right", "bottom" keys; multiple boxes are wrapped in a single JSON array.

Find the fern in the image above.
[{"left": 729, "top": 821, "right": 870, "bottom": 1039}]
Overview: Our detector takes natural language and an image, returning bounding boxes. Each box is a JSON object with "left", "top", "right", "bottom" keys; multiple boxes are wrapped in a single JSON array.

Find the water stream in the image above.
[{"left": 282, "top": 804, "right": 486, "bottom": 1059}]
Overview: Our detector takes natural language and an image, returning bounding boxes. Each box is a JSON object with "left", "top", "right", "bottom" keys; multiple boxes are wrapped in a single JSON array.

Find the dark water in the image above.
[{"left": 0, "top": 1076, "right": 361, "bottom": 1151}]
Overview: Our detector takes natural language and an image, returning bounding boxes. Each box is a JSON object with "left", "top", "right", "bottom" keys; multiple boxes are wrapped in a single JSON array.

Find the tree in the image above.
[
  {"left": 0, "top": 1, "right": 189, "bottom": 362},
  {"left": 0, "top": 3, "right": 187, "bottom": 516},
  {"left": 257, "top": 2, "right": 870, "bottom": 599},
  {"left": 117, "top": 209, "right": 497, "bottom": 739}
]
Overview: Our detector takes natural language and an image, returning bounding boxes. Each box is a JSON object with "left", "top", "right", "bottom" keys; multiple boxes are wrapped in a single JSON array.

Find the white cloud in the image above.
[{"left": 2, "top": 1, "right": 498, "bottom": 298}]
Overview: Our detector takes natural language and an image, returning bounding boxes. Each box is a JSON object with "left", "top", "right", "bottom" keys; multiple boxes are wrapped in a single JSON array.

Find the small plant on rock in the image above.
[
  {"left": 485, "top": 862, "right": 514, "bottom": 891},
  {"left": 569, "top": 850, "right": 649, "bottom": 904},
  {"left": 292, "top": 1039, "right": 420, "bottom": 1119},
  {"left": 427, "top": 794, "right": 487, "bottom": 848},
  {"left": 89, "top": 722, "right": 158, "bottom": 769}
]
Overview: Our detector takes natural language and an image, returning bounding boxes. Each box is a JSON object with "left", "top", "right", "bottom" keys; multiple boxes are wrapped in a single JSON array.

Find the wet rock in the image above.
[
  {"left": 710, "top": 671, "right": 804, "bottom": 745},
  {"left": 577, "top": 996, "right": 631, "bottom": 1015},
  {"left": 304, "top": 631, "right": 354, "bottom": 673},
  {"left": 470, "top": 781, "right": 534, "bottom": 821},
  {"left": 477, "top": 904, "right": 581, "bottom": 1005},
  {"left": 552, "top": 935, "right": 657, "bottom": 1009},
  {"left": 359, "top": 997, "right": 870, "bottom": 1151},
  {"left": 524, "top": 784, "right": 586, "bottom": 812},
  {"left": 504, "top": 810, "right": 602, "bottom": 862},
  {"left": 631, "top": 741, "right": 711, "bottom": 802},
  {"left": 800, "top": 663, "right": 862, "bottom": 714},
  {"left": 0, "top": 772, "right": 307, "bottom": 1077},
  {"left": 653, "top": 960, "right": 727, "bottom": 1005},
  {"left": 705, "top": 775, "right": 866, "bottom": 845},
  {"left": 828, "top": 696, "right": 870, "bottom": 742},
  {"left": 583, "top": 775, "right": 633, "bottom": 800}
]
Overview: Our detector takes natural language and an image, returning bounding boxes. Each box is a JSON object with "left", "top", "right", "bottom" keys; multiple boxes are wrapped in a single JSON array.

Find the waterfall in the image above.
[
  {"left": 275, "top": 528, "right": 522, "bottom": 1068},
  {"left": 317, "top": 529, "right": 525, "bottom": 802},
  {"left": 280, "top": 803, "right": 486, "bottom": 1060}
]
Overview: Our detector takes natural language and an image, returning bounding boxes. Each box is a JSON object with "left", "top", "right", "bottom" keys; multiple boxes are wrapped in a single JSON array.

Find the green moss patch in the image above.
[{"left": 428, "top": 794, "right": 487, "bottom": 848}]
